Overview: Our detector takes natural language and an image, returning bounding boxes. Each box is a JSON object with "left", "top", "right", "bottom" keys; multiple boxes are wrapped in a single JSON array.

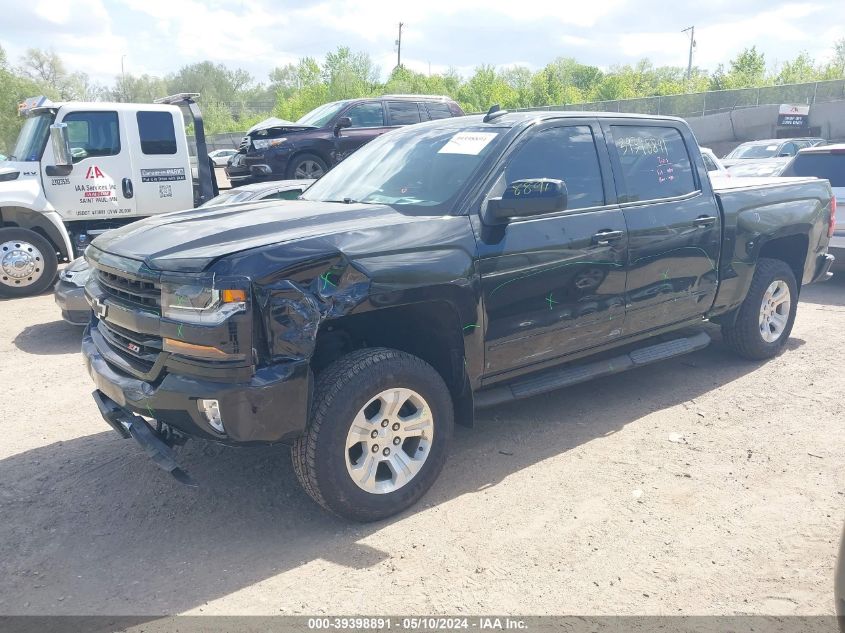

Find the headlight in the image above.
[
  {"left": 252, "top": 137, "right": 287, "bottom": 150},
  {"left": 160, "top": 274, "right": 248, "bottom": 326},
  {"left": 60, "top": 257, "right": 91, "bottom": 287}
]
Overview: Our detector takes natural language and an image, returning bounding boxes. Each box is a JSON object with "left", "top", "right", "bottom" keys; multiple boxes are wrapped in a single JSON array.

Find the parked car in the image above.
[
  {"left": 208, "top": 148, "right": 238, "bottom": 166},
  {"left": 726, "top": 157, "right": 793, "bottom": 178},
  {"left": 82, "top": 110, "right": 834, "bottom": 521},
  {"left": 225, "top": 95, "right": 464, "bottom": 186},
  {"left": 54, "top": 179, "right": 313, "bottom": 325},
  {"left": 782, "top": 144, "right": 843, "bottom": 266},
  {"left": 700, "top": 147, "right": 730, "bottom": 182},
  {"left": 722, "top": 138, "right": 826, "bottom": 168}
]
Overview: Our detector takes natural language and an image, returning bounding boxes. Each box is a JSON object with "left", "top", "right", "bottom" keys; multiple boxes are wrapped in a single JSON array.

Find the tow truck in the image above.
[{"left": 0, "top": 94, "right": 216, "bottom": 297}]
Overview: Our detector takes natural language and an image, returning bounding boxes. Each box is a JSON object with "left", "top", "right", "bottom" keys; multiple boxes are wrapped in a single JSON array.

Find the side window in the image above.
[
  {"left": 137, "top": 111, "right": 177, "bottom": 155},
  {"left": 501, "top": 126, "right": 605, "bottom": 210},
  {"left": 609, "top": 125, "right": 696, "bottom": 203},
  {"left": 425, "top": 102, "right": 454, "bottom": 120},
  {"left": 63, "top": 111, "right": 120, "bottom": 162},
  {"left": 701, "top": 153, "right": 717, "bottom": 172},
  {"left": 345, "top": 103, "right": 385, "bottom": 128},
  {"left": 387, "top": 101, "right": 422, "bottom": 126},
  {"left": 779, "top": 142, "right": 798, "bottom": 157}
]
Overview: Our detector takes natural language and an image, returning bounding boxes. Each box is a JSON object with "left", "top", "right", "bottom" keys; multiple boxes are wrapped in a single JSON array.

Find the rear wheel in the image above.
[
  {"left": 292, "top": 348, "right": 453, "bottom": 522},
  {"left": 285, "top": 153, "right": 328, "bottom": 180},
  {"left": 0, "top": 228, "right": 58, "bottom": 298},
  {"left": 721, "top": 258, "right": 798, "bottom": 360}
]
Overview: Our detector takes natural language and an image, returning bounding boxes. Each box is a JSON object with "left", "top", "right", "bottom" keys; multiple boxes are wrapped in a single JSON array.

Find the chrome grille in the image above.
[{"left": 96, "top": 268, "right": 160, "bottom": 313}]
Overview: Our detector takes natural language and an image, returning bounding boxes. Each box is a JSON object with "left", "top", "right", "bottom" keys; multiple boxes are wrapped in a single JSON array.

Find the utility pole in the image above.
[
  {"left": 682, "top": 26, "right": 695, "bottom": 81},
  {"left": 120, "top": 54, "right": 127, "bottom": 102},
  {"left": 396, "top": 22, "right": 404, "bottom": 68}
]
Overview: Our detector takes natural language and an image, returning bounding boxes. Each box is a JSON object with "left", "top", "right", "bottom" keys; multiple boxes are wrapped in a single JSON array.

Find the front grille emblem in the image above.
[
  {"left": 127, "top": 343, "right": 141, "bottom": 353},
  {"left": 93, "top": 297, "right": 108, "bottom": 319}
]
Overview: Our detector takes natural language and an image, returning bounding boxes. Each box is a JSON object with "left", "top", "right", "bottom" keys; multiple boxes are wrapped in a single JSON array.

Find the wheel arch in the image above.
[
  {"left": 756, "top": 233, "right": 809, "bottom": 288},
  {"left": 0, "top": 206, "right": 73, "bottom": 262},
  {"left": 313, "top": 300, "right": 475, "bottom": 427}
]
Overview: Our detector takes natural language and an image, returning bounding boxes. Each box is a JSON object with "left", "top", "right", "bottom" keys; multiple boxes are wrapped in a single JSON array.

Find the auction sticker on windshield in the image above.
[{"left": 438, "top": 132, "right": 498, "bottom": 155}]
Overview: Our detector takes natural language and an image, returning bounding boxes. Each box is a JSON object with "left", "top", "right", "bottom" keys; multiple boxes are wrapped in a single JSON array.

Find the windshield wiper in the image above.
[{"left": 323, "top": 198, "right": 360, "bottom": 204}]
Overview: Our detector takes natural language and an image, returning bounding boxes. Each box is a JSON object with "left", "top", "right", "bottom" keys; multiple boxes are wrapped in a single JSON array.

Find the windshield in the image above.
[
  {"left": 296, "top": 101, "right": 348, "bottom": 128},
  {"left": 727, "top": 143, "right": 778, "bottom": 159},
  {"left": 785, "top": 153, "right": 845, "bottom": 187},
  {"left": 10, "top": 112, "right": 54, "bottom": 161},
  {"left": 301, "top": 124, "right": 503, "bottom": 212}
]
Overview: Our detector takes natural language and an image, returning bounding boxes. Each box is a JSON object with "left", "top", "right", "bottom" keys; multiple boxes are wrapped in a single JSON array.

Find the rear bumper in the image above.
[
  {"left": 829, "top": 234, "right": 845, "bottom": 270},
  {"left": 810, "top": 252, "right": 836, "bottom": 283},
  {"left": 82, "top": 327, "right": 311, "bottom": 445},
  {"left": 54, "top": 279, "right": 91, "bottom": 325}
]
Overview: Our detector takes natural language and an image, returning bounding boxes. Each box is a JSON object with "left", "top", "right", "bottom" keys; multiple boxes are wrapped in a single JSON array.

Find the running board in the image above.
[{"left": 474, "top": 331, "right": 711, "bottom": 408}]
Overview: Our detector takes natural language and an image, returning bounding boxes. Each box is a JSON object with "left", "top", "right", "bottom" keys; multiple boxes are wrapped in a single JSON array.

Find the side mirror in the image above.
[
  {"left": 486, "top": 179, "right": 568, "bottom": 223},
  {"left": 334, "top": 116, "right": 352, "bottom": 136},
  {"left": 48, "top": 123, "right": 73, "bottom": 176}
]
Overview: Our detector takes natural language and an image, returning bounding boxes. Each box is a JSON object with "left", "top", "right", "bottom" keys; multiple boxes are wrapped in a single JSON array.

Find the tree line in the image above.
[{"left": 1, "top": 40, "right": 844, "bottom": 153}]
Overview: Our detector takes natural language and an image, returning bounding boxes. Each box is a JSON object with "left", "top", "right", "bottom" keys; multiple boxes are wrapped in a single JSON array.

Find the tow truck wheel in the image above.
[
  {"left": 0, "top": 228, "right": 58, "bottom": 298},
  {"left": 292, "top": 347, "right": 454, "bottom": 522},
  {"left": 721, "top": 257, "right": 798, "bottom": 360}
]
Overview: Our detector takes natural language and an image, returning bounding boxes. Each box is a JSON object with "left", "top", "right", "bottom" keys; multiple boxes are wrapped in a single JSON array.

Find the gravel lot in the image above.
[{"left": 0, "top": 277, "right": 843, "bottom": 616}]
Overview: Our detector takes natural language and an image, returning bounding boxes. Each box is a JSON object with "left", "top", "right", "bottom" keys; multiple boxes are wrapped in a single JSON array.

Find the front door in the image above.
[
  {"left": 602, "top": 122, "right": 721, "bottom": 334},
  {"left": 334, "top": 102, "right": 390, "bottom": 164},
  {"left": 474, "top": 121, "right": 628, "bottom": 377},
  {"left": 42, "top": 109, "right": 137, "bottom": 223}
]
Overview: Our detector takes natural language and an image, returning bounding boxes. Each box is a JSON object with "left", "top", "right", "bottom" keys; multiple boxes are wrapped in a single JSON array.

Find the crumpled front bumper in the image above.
[
  {"left": 82, "top": 326, "right": 312, "bottom": 445},
  {"left": 92, "top": 389, "right": 195, "bottom": 485}
]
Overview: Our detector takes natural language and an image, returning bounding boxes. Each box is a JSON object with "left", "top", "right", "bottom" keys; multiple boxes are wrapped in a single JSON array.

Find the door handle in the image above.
[
  {"left": 693, "top": 215, "right": 717, "bottom": 228},
  {"left": 592, "top": 229, "right": 624, "bottom": 245},
  {"left": 122, "top": 177, "right": 134, "bottom": 199}
]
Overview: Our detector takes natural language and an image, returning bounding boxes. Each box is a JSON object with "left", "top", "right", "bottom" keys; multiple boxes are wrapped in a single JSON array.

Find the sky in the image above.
[{"left": 1, "top": 0, "right": 843, "bottom": 87}]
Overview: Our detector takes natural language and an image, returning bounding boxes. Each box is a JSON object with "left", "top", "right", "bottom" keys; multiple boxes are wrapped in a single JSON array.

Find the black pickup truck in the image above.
[{"left": 81, "top": 110, "right": 835, "bottom": 521}]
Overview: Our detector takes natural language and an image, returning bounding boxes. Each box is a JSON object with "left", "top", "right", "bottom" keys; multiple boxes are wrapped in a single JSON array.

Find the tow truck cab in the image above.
[{"left": 0, "top": 94, "right": 214, "bottom": 297}]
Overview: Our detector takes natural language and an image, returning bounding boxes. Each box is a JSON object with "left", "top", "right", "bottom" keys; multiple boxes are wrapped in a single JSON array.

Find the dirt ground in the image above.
[{"left": 0, "top": 277, "right": 843, "bottom": 616}]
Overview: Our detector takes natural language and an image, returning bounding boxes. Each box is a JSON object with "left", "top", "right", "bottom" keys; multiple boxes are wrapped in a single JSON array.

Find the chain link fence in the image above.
[{"left": 510, "top": 78, "right": 845, "bottom": 118}]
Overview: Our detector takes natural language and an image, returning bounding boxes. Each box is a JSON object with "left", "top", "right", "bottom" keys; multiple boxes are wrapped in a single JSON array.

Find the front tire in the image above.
[
  {"left": 0, "top": 228, "right": 59, "bottom": 298},
  {"left": 285, "top": 153, "right": 328, "bottom": 180},
  {"left": 292, "top": 348, "right": 454, "bottom": 522},
  {"left": 721, "top": 258, "right": 798, "bottom": 360}
]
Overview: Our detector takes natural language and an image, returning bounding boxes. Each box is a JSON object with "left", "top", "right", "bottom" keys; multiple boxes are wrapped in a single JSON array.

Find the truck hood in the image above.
[
  {"left": 247, "top": 117, "right": 315, "bottom": 135},
  {"left": 90, "top": 200, "right": 432, "bottom": 272}
]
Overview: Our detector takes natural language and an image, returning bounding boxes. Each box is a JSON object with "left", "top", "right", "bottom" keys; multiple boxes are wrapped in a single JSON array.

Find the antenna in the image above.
[{"left": 483, "top": 104, "right": 508, "bottom": 123}]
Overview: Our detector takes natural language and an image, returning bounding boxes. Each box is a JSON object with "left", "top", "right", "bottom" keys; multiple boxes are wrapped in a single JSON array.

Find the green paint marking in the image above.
[
  {"left": 545, "top": 292, "right": 559, "bottom": 310},
  {"left": 146, "top": 404, "right": 156, "bottom": 418},
  {"left": 660, "top": 268, "right": 670, "bottom": 280},
  {"left": 463, "top": 324, "right": 479, "bottom": 331},
  {"left": 177, "top": 323, "right": 184, "bottom": 339},
  {"left": 319, "top": 272, "right": 337, "bottom": 290}
]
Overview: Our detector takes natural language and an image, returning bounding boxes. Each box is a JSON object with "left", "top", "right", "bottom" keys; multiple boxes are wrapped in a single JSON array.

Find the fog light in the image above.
[{"left": 198, "top": 399, "right": 224, "bottom": 433}]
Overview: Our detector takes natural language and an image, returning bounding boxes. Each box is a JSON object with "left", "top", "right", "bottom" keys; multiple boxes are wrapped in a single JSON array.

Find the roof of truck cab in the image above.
[
  {"left": 798, "top": 143, "right": 845, "bottom": 153},
  {"left": 430, "top": 111, "right": 688, "bottom": 130},
  {"left": 29, "top": 101, "right": 180, "bottom": 115}
]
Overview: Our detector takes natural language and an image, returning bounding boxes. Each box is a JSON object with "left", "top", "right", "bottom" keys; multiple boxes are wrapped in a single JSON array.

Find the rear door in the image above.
[
  {"left": 475, "top": 120, "right": 628, "bottom": 376},
  {"left": 334, "top": 101, "right": 389, "bottom": 163},
  {"left": 386, "top": 100, "right": 423, "bottom": 128},
  {"left": 43, "top": 109, "right": 137, "bottom": 221},
  {"left": 126, "top": 108, "right": 193, "bottom": 214},
  {"left": 602, "top": 121, "right": 721, "bottom": 334}
]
